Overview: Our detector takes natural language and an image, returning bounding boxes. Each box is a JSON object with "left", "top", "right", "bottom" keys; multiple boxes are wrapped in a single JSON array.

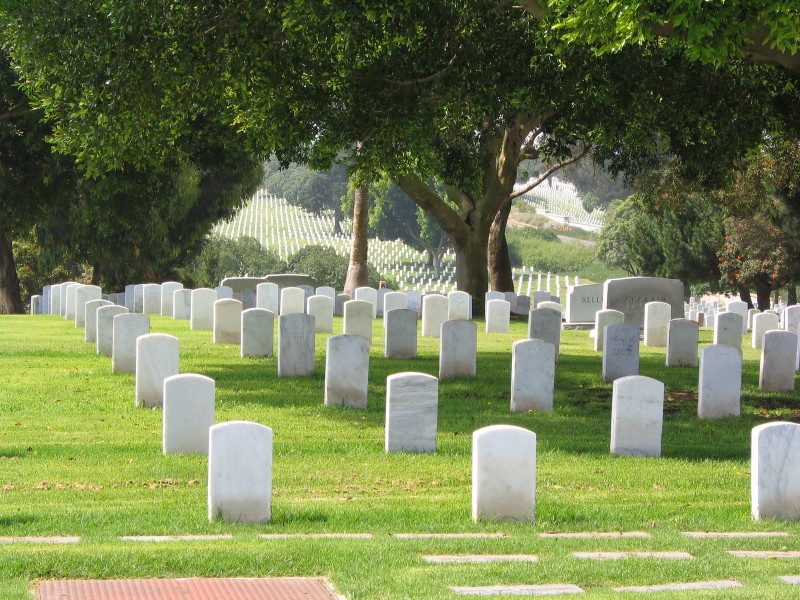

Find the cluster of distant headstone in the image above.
[
  {"left": 516, "top": 178, "right": 606, "bottom": 229},
  {"left": 213, "top": 190, "right": 581, "bottom": 296},
  {"left": 28, "top": 274, "right": 800, "bottom": 523}
]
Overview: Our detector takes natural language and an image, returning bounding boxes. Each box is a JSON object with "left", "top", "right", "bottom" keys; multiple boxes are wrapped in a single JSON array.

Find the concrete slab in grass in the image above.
[
  {"left": 0, "top": 536, "right": 80, "bottom": 544},
  {"left": 120, "top": 535, "right": 233, "bottom": 542},
  {"left": 728, "top": 551, "right": 800, "bottom": 559},
  {"left": 394, "top": 533, "right": 506, "bottom": 539},
  {"left": 682, "top": 531, "right": 789, "bottom": 538},
  {"left": 614, "top": 580, "right": 742, "bottom": 592},
  {"left": 573, "top": 551, "right": 693, "bottom": 560},
  {"left": 451, "top": 584, "right": 584, "bottom": 596},
  {"left": 539, "top": 531, "right": 650, "bottom": 539},
  {"left": 423, "top": 554, "right": 538, "bottom": 564}
]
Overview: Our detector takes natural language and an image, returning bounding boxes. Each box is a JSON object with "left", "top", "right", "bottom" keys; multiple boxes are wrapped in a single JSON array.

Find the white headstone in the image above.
[
  {"left": 751, "top": 422, "right": 800, "bottom": 520},
  {"left": 594, "top": 310, "right": 624, "bottom": 352},
  {"left": 256, "top": 282, "right": 280, "bottom": 314},
  {"left": 385, "top": 372, "right": 438, "bottom": 453},
  {"left": 376, "top": 288, "right": 392, "bottom": 318},
  {"left": 698, "top": 345, "right": 742, "bottom": 419},
  {"left": 533, "top": 290, "right": 551, "bottom": 309},
  {"left": 190, "top": 288, "right": 216, "bottom": 330},
  {"left": 472, "top": 425, "right": 536, "bottom": 522},
  {"left": 602, "top": 322, "right": 640, "bottom": 383},
  {"left": 142, "top": 283, "right": 162, "bottom": 315},
  {"left": 208, "top": 421, "right": 272, "bottom": 523},
  {"left": 280, "top": 287, "right": 305, "bottom": 315},
  {"left": 565, "top": 283, "right": 604, "bottom": 323},
  {"left": 316, "top": 286, "right": 336, "bottom": 300},
  {"left": 611, "top": 375, "right": 664, "bottom": 457},
  {"left": 74, "top": 285, "right": 102, "bottom": 328},
  {"left": 84, "top": 299, "right": 112, "bottom": 343},
  {"left": 307, "top": 295, "right": 334, "bottom": 333},
  {"left": 324, "top": 334, "right": 370, "bottom": 409},
  {"left": 343, "top": 299, "right": 373, "bottom": 342},
  {"left": 405, "top": 290, "right": 422, "bottom": 316},
  {"left": 714, "top": 311, "right": 744, "bottom": 350},
  {"left": 241, "top": 308, "right": 274, "bottom": 358},
  {"left": 753, "top": 312, "right": 780, "bottom": 349},
  {"left": 277, "top": 313, "right": 315, "bottom": 377},
  {"left": 485, "top": 299, "right": 511, "bottom": 333},
  {"left": 760, "top": 330, "right": 797, "bottom": 392},
  {"left": 163, "top": 374, "right": 215, "bottom": 454},
  {"left": 643, "top": 301, "right": 671, "bottom": 347},
  {"left": 726, "top": 300, "right": 749, "bottom": 334},
  {"left": 213, "top": 298, "right": 243, "bottom": 344},
  {"left": 783, "top": 305, "right": 800, "bottom": 370},
  {"left": 511, "top": 339, "right": 555, "bottom": 413},
  {"left": 382, "top": 292, "right": 408, "bottom": 328},
  {"left": 50, "top": 285, "right": 62, "bottom": 316},
  {"left": 666, "top": 319, "right": 699, "bottom": 367},
  {"left": 354, "top": 286, "right": 378, "bottom": 318},
  {"left": 439, "top": 320, "right": 477, "bottom": 379},
  {"left": 62, "top": 282, "right": 80, "bottom": 317},
  {"left": 133, "top": 284, "right": 144, "bottom": 313},
  {"left": 124, "top": 283, "right": 135, "bottom": 312},
  {"left": 160, "top": 282, "right": 183, "bottom": 317},
  {"left": 97, "top": 305, "right": 129, "bottom": 357},
  {"left": 447, "top": 291, "right": 471, "bottom": 321},
  {"left": 172, "top": 288, "right": 192, "bottom": 320},
  {"left": 112, "top": 313, "right": 150, "bottom": 374},
  {"left": 385, "top": 308, "right": 418, "bottom": 359},
  {"left": 537, "top": 300, "right": 562, "bottom": 313},
  {"left": 215, "top": 285, "right": 234, "bottom": 299},
  {"left": 529, "top": 307, "right": 562, "bottom": 362},
  {"left": 63, "top": 283, "right": 82, "bottom": 320},
  {"left": 485, "top": 291, "right": 505, "bottom": 304},
  {"left": 747, "top": 308, "right": 761, "bottom": 331},
  {"left": 135, "top": 333, "right": 179, "bottom": 408},
  {"left": 421, "top": 295, "right": 448, "bottom": 338}
]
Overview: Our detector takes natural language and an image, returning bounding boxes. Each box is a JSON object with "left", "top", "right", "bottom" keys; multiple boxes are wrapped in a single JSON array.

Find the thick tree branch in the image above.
[
  {"left": 393, "top": 172, "right": 466, "bottom": 242},
  {"left": 509, "top": 142, "right": 590, "bottom": 200}
]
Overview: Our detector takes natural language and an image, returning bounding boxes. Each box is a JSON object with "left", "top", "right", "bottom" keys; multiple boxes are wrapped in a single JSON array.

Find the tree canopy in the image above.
[
  {"left": 521, "top": 0, "right": 800, "bottom": 73},
  {"left": 2, "top": 1, "right": 798, "bottom": 303}
]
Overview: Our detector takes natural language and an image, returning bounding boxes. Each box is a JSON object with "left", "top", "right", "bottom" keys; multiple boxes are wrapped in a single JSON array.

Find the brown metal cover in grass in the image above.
[{"left": 36, "top": 577, "right": 342, "bottom": 599}]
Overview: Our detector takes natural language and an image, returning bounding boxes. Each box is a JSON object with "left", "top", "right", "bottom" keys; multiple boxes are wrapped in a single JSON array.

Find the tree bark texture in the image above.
[
  {"left": 738, "top": 284, "right": 754, "bottom": 309},
  {"left": 343, "top": 184, "right": 370, "bottom": 295},
  {"left": 0, "top": 227, "right": 24, "bottom": 314},
  {"left": 754, "top": 278, "right": 772, "bottom": 311},
  {"left": 488, "top": 197, "right": 515, "bottom": 291}
]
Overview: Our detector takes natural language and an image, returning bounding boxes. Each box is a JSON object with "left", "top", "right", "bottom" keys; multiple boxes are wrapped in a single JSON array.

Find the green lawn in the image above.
[{"left": 1, "top": 313, "right": 800, "bottom": 599}]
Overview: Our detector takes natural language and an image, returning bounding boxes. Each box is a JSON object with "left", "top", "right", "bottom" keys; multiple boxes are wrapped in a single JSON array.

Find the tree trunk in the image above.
[
  {"left": 754, "top": 279, "right": 772, "bottom": 311},
  {"left": 0, "top": 227, "right": 24, "bottom": 314},
  {"left": 488, "top": 198, "right": 515, "bottom": 292},
  {"left": 343, "top": 184, "right": 370, "bottom": 294},
  {"left": 332, "top": 212, "right": 342, "bottom": 236},
  {"left": 738, "top": 284, "right": 754, "bottom": 309},
  {"left": 788, "top": 285, "right": 797, "bottom": 306},
  {"left": 454, "top": 224, "right": 490, "bottom": 316}
]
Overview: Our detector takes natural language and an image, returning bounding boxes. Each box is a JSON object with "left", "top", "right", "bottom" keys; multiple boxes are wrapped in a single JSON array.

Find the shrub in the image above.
[
  {"left": 286, "top": 245, "right": 395, "bottom": 291},
  {"left": 180, "top": 236, "right": 284, "bottom": 287}
]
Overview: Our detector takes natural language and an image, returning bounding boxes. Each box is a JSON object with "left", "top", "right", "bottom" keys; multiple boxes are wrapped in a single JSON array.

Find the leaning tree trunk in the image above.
[
  {"left": 343, "top": 184, "right": 370, "bottom": 295},
  {"left": 0, "top": 227, "right": 24, "bottom": 314},
  {"left": 488, "top": 198, "right": 515, "bottom": 292}
]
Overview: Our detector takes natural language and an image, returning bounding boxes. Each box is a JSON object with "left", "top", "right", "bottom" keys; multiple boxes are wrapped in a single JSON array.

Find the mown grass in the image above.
[{"left": 2, "top": 313, "right": 800, "bottom": 598}]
